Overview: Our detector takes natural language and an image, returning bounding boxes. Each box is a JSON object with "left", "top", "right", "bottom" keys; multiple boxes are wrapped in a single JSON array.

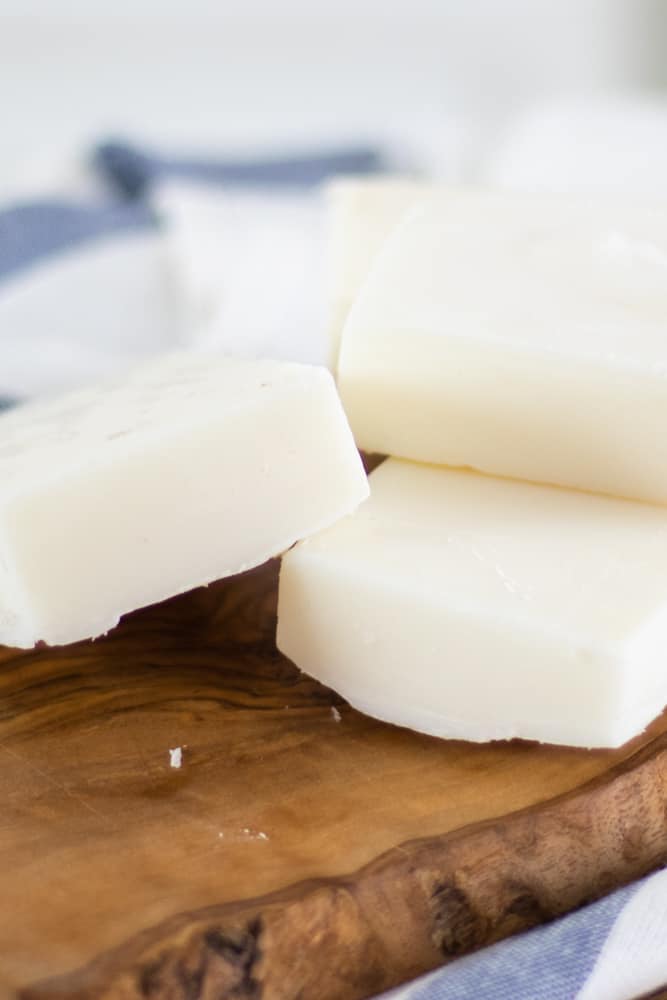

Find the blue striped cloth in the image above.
[
  {"left": 382, "top": 870, "right": 667, "bottom": 1000},
  {"left": 94, "top": 139, "right": 385, "bottom": 199},
  {"left": 0, "top": 199, "right": 152, "bottom": 283},
  {"left": 0, "top": 139, "right": 666, "bottom": 1000},
  {"left": 0, "top": 141, "right": 385, "bottom": 398},
  {"left": 0, "top": 140, "right": 382, "bottom": 288}
]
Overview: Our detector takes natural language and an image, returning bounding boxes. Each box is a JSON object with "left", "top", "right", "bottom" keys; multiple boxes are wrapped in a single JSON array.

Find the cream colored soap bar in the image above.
[
  {"left": 327, "top": 178, "right": 431, "bottom": 366},
  {"left": 338, "top": 189, "right": 667, "bottom": 504},
  {"left": 0, "top": 352, "right": 368, "bottom": 648},
  {"left": 278, "top": 459, "right": 667, "bottom": 749}
]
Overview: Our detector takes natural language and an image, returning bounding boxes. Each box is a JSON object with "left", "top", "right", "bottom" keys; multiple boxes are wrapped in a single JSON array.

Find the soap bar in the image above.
[
  {"left": 277, "top": 459, "right": 667, "bottom": 749},
  {"left": 338, "top": 190, "right": 667, "bottom": 504},
  {"left": 326, "top": 178, "right": 430, "bottom": 365},
  {"left": 0, "top": 352, "right": 368, "bottom": 647}
]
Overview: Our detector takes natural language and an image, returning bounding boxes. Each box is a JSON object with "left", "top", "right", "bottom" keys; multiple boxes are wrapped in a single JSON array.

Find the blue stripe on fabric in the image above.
[
  {"left": 408, "top": 882, "right": 640, "bottom": 1000},
  {"left": 0, "top": 200, "right": 154, "bottom": 284},
  {"left": 94, "top": 140, "right": 386, "bottom": 199}
]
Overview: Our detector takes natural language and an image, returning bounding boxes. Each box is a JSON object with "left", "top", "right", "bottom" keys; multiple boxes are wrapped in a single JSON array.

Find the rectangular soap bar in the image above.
[
  {"left": 338, "top": 189, "right": 667, "bottom": 504},
  {"left": 277, "top": 459, "right": 667, "bottom": 748},
  {"left": 326, "top": 178, "right": 430, "bottom": 366},
  {"left": 0, "top": 352, "right": 368, "bottom": 647}
]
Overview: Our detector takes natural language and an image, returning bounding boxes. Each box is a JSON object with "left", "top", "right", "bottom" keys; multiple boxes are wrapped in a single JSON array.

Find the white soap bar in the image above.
[
  {"left": 326, "top": 178, "right": 430, "bottom": 365},
  {"left": 0, "top": 352, "right": 368, "bottom": 647},
  {"left": 338, "top": 189, "right": 667, "bottom": 504},
  {"left": 278, "top": 459, "right": 667, "bottom": 749}
]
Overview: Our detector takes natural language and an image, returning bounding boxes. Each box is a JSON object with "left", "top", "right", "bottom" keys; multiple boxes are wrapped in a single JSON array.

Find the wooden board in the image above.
[{"left": 1, "top": 559, "right": 667, "bottom": 1000}]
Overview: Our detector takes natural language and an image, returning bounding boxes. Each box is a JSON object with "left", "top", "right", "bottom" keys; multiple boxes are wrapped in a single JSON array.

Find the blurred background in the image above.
[
  {"left": 0, "top": 0, "right": 666, "bottom": 399},
  {"left": 1, "top": 0, "right": 666, "bottom": 188}
]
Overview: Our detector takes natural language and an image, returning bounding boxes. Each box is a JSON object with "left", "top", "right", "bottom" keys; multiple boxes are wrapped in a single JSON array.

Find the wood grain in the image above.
[{"left": 0, "top": 559, "right": 666, "bottom": 1000}]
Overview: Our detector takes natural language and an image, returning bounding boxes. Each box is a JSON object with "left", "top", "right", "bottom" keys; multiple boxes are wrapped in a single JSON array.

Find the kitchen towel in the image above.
[
  {"left": 0, "top": 195, "right": 178, "bottom": 397},
  {"left": 0, "top": 141, "right": 385, "bottom": 397},
  {"left": 381, "top": 867, "right": 667, "bottom": 1000}
]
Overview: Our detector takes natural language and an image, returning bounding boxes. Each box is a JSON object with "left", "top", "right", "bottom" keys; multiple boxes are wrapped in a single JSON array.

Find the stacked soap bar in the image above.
[
  {"left": 0, "top": 352, "right": 367, "bottom": 647},
  {"left": 279, "top": 459, "right": 667, "bottom": 749},
  {"left": 278, "top": 184, "right": 667, "bottom": 748},
  {"left": 338, "top": 188, "right": 667, "bottom": 504},
  {"left": 326, "top": 178, "right": 432, "bottom": 365}
]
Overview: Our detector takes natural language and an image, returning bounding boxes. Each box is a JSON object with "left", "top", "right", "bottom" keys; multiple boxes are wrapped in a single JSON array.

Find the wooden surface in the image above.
[{"left": 1, "top": 559, "right": 666, "bottom": 1000}]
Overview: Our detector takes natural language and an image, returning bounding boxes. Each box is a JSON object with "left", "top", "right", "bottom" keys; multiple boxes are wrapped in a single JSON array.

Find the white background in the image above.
[{"left": 0, "top": 0, "right": 665, "bottom": 185}]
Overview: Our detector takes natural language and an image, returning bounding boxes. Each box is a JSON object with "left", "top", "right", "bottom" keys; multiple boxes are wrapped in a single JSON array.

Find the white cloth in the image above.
[
  {"left": 0, "top": 230, "right": 180, "bottom": 397},
  {"left": 483, "top": 96, "right": 667, "bottom": 195},
  {"left": 154, "top": 180, "right": 330, "bottom": 367}
]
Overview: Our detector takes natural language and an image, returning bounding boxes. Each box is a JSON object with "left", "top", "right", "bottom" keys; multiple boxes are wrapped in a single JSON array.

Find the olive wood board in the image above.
[{"left": 0, "top": 559, "right": 666, "bottom": 1000}]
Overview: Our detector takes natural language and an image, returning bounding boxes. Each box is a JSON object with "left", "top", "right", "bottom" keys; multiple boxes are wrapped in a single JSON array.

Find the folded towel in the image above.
[
  {"left": 0, "top": 196, "right": 177, "bottom": 397},
  {"left": 0, "top": 141, "right": 386, "bottom": 397},
  {"left": 107, "top": 140, "right": 388, "bottom": 367}
]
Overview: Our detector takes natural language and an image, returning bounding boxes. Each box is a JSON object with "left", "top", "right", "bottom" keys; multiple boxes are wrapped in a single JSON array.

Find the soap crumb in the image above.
[
  {"left": 241, "top": 827, "right": 270, "bottom": 842},
  {"left": 169, "top": 747, "right": 182, "bottom": 769},
  {"left": 331, "top": 706, "right": 342, "bottom": 723}
]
